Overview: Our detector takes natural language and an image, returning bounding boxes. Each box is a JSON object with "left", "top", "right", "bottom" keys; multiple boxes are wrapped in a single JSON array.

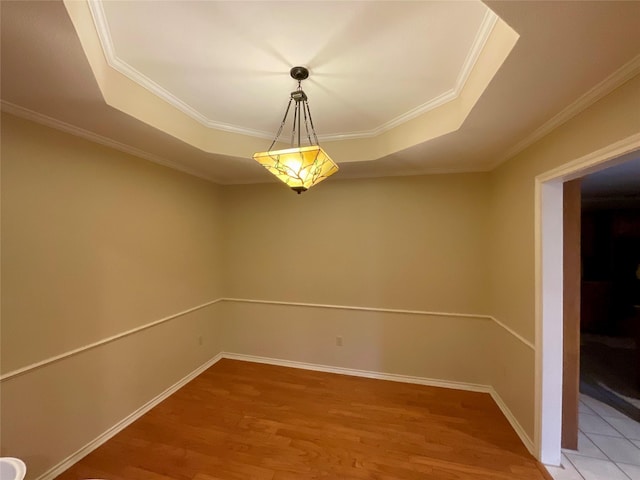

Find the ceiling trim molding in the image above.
[
  {"left": 492, "top": 54, "right": 640, "bottom": 169},
  {"left": 318, "top": 88, "right": 457, "bottom": 141},
  {"left": 87, "top": 0, "right": 497, "bottom": 142},
  {"left": 0, "top": 100, "right": 494, "bottom": 184},
  {"left": 86, "top": 0, "right": 274, "bottom": 140},
  {"left": 321, "top": 10, "right": 497, "bottom": 142},
  {"left": 455, "top": 9, "right": 498, "bottom": 99},
  {"left": 0, "top": 100, "right": 218, "bottom": 183}
]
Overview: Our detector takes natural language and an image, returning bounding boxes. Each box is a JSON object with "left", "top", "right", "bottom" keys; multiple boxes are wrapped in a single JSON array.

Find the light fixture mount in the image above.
[
  {"left": 290, "top": 66, "right": 309, "bottom": 82},
  {"left": 252, "top": 66, "right": 339, "bottom": 194}
]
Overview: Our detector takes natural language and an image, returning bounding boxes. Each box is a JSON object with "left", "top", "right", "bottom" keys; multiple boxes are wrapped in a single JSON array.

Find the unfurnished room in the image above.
[{"left": 1, "top": 1, "right": 640, "bottom": 480}]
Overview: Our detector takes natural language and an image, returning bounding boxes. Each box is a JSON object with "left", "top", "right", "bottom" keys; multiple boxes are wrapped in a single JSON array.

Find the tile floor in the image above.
[{"left": 546, "top": 393, "right": 640, "bottom": 480}]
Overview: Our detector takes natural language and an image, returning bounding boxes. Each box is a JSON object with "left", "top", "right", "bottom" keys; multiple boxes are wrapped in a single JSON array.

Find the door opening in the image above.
[{"left": 536, "top": 135, "right": 640, "bottom": 466}]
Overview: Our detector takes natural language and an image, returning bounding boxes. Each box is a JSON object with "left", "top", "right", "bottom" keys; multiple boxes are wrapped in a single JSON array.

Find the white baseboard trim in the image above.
[
  {"left": 222, "top": 352, "right": 491, "bottom": 393},
  {"left": 35, "top": 352, "right": 224, "bottom": 480},
  {"left": 489, "top": 387, "right": 536, "bottom": 456},
  {"left": 223, "top": 352, "right": 536, "bottom": 457}
]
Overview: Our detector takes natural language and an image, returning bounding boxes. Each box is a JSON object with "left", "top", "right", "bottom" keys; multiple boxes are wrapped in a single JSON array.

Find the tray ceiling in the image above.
[
  {"left": 91, "top": 0, "right": 494, "bottom": 140},
  {"left": 1, "top": 1, "right": 639, "bottom": 184},
  {"left": 68, "top": 0, "right": 517, "bottom": 164}
]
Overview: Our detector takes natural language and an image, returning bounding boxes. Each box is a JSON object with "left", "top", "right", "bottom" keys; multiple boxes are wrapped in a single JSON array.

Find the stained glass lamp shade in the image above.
[{"left": 253, "top": 67, "right": 339, "bottom": 194}]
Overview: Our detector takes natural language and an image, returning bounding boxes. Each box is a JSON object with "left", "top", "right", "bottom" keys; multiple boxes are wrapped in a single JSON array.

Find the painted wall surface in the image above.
[
  {"left": 221, "top": 174, "right": 491, "bottom": 315},
  {"left": 0, "top": 113, "right": 225, "bottom": 479},
  {"left": 1, "top": 71, "right": 638, "bottom": 479},
  {"left": 222, "top": 301, "right": 492, "bottom": 386},
  {"left": 1, "top": 304, "right": 223, "bottom": 479},
  {"left": 490, "top": 75, "right": 640, "bottom": 341},
  {"left": 1, "top": 114, "right": 224, "bottom": 372},
  {"left": 488, "top": 75, "right": 640, "bottom": 439},
  {"left": 220, "top": 174, "right": 494, "bottom": 388}
]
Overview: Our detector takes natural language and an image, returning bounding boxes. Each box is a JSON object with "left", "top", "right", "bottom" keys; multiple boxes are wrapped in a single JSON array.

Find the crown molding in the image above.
[
  {"left": 456, "top": 10, "right": 498, "bottom": 98},
  {"left": 0, "top": 100, "right": 491, "bottom": 184},
  {"left": 87, "top": 0, "right": 497, "bottom": 142},
  {"left": 321, "top": 10, "right": 497, "bottom": 141},
  {"left": 86, "top": 0, "right": 274, "bottom": 140},
  {"left": 319, "top": 88, "right": 458, "bottom": 141},
  {"left": 491, "top": 54, "right": 640, "bottom": 169},
  {"left": 0, "top": 101, "right": 219, "bottom": 183}
]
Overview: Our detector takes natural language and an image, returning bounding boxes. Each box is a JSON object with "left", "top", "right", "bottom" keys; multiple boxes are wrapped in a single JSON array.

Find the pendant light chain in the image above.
[
  {"left": 293, "top": 79, "right": 303, "bottom": 148},
  {"left": 303, "top": 99, "right": 320, "bottom": 146},
  {"left": 252, "top": 66, "right": 339, "bottom": 194},
  {"left": 291, "top": 94, "right": 299, "bottom": 147},
  {"left": 302, "top": 99, "right": 313, "bottom": 146},
  {"left": 267, "top": 97, "right": 293, "bottom": 152}
]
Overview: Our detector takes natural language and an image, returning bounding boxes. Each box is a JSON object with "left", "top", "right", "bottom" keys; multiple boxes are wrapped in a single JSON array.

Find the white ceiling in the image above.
[
  {"left": 1, "top": 1, "right": 640, "bottom": 185},
  {"left": 94, "top": 0, "right": 492, "bottom": 140}
]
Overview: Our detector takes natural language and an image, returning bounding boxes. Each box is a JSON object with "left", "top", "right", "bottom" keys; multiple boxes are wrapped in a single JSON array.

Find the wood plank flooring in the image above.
[{"left": 56, "top": 359, "right": 548, "bottom": 479}]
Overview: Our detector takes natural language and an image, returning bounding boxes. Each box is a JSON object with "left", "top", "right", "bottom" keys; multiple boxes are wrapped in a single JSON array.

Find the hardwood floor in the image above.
[{"left": 56, "top": 359, "right": 548, "bottom": 479}]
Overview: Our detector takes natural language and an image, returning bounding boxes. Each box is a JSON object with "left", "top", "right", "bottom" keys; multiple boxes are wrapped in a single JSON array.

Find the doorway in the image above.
[
  {"left": 536, "top": 134, "right": 640, "bottom": 467},
  {"left": 561, "top": 160, "right": 640, "bottom": 451},
  {"left": 579, "top": 168, "right": 640, "bottom": 422}
]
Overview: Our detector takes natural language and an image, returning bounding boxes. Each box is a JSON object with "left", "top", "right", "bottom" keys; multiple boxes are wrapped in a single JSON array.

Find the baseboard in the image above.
[
  {"left": 489, "top": 387, "right": 536, "bottom": 456},
  {"left": 222, "top": 352, "right": 491, "bottom": 393},
  {"left": 36, "top": 352, "right": 224, "bottom": 480}
]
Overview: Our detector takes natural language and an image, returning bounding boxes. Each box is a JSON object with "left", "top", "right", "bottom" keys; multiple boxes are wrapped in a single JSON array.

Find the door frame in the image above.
[
  {"left": 562, "top": 178, "right": 581, "bottom": 451},
  {"left": 534, "top": 133, "right": 640, "bottom": 466}
]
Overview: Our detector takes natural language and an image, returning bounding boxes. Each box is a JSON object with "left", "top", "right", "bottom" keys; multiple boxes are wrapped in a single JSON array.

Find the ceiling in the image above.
[
  {"left": 96, "top": 0, "right": 492, "bottom": 140},
  {"left": 1, "top": 1, "right": 640, "bottom": 185}
]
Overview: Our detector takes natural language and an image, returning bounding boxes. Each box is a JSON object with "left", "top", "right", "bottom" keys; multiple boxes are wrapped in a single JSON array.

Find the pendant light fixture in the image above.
[{"left": 253, "top": 66, "right": 339, "bottom": 194}]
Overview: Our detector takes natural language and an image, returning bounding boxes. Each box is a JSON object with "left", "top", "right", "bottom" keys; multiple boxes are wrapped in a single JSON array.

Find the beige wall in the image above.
[
  {"left": 222, "top": 174, "right": 491, "bottom": 314},
  {"left": 222, "top": 301, "right": 492, "bottom": 386},
  {"left": 0, "top": 113, "right": 225, "bottom": 479},
  {"left": 220, "top": 173, "right": 494, "bottom": 386},
  {"left": 489, "top": 75, "right": 640, "bottom": 341},
  {"left": 2, "top": 71, "right": 638, "bottom": 479},
  {"left": 488, "top": 75, "right": 640, "bottom": 439},
  {"left": 1, "top": 114, "right": 224, "bottom": 372},
  {"left": 1, "top": 129, "right": 498, "bottom": 478},
  {"left": 1, "top": 304, "right": 223, "bottom": 479}
]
